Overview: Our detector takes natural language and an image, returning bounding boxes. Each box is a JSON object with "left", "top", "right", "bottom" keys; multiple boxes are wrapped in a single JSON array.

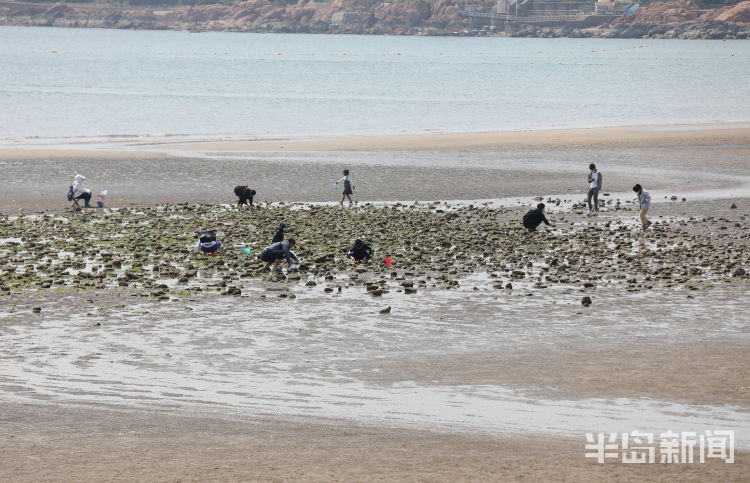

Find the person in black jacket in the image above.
[
  {"left": 522, "top": 203, "right": 556, "bottom": 232},
  {"left": 272, "top": 223, "right": 287, "bottom": 243},
  {"left": 234, "top": 185, "right": 256, "bottom": 208},
  {"left": 260, "top": 238, "right": 299, "bottom": 270},
  {"left": 347, "top": 239, "right": 372, "bottom": 263}
]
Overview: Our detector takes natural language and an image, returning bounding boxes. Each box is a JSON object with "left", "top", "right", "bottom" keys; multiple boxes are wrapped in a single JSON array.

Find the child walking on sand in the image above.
[{"left": 335, "top": 169, "right": 355, "bottom": 206}]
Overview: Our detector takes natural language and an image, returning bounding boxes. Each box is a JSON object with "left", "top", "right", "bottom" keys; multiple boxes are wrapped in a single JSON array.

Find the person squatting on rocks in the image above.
[
  {"left": 523, "top": 203, "right": 556, "bottom": 232},
  {"left": 260, "top": 238, "right": 299, "bottom": 271},
  {"left": 633, "top": 184, "right": 652, "bottom": 230},
  {"left": 234, "top": 185, "right": 256, "bottom": 209},
  {"left": 70, "top": 174, "right": 92, "bottom": 208},
  {"left": 335, "top": 169, "right": 355, "bottom": 206},
  {"left": 197, "top": 230, "right": 222, "bottom": 256},
  {"left": 587, "top": 163, "right": 601, "bottom": 215},
  {"left": 348, "top": 239, "right": 372, "bottom": 263}
]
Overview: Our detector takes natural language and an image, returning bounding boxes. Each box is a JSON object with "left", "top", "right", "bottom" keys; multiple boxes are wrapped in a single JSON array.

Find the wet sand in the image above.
[
  {"left": 2, "top": 403, "right": 748, "bottom": 483},
  {"left": 1, "top": 124, "right": 749, "bottom": 214},
  {"left": 1, "top": 125, "right": 749, "bottom": 480}
]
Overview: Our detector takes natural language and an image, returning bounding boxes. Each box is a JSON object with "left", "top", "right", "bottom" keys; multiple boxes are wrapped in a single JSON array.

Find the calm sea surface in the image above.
[{"left": 1, "top": 26, "right": 749, "bottom": 144}]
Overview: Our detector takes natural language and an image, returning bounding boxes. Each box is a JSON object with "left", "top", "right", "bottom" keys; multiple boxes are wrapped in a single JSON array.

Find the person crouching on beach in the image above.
[
  {"left": 260, "top": 238, "right": 299, "bottom": 271},
  {"left": 522, "top": 203, "right": 556, "bottom": 232},
  {"left": 197, "top": 230, "right": 222, "bottom": 256},
  {"left": 633, "top": 184, "right": 652, "bottom": 230},
  {"left": 348, "top": 239, "right": 372, "bottom": 263},
  {"left": 335, "top": 169, "right": 355, "bottom": 206}
]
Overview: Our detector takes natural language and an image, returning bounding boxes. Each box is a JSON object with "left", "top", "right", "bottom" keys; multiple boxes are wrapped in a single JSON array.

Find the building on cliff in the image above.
[{"left": 462, "top": 0, "right": 639, "bottom": 27}]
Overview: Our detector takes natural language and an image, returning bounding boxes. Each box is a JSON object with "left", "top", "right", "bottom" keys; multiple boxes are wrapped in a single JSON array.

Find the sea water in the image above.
[{"left": 1, "top": 26, "right": 749, "bottom": 145}]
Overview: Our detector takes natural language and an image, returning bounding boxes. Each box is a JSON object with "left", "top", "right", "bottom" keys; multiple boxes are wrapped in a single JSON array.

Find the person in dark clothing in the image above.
[
  {"left": 234, "top": 185, "right": 256, "bottom": 208},
  {"left": 347, "top": 239, "right": 372, "bottom": 263},
  {"left": 272, "top": 223, "right": 287, "bottom": 244},
  {"left": 260, "top": 238, "right": 299, "bottom": 270},
  {"left": 522, "top": 203, "right": 556, "bottom": 232}
]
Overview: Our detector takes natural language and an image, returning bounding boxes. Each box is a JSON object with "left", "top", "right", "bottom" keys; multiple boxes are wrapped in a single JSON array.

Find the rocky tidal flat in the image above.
[{"left": 1, "top": 202, "right": 747, "bottom": 303}]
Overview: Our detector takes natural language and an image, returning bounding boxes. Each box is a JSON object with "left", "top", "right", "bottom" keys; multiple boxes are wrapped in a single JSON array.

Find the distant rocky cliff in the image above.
[{"left": 1, "top": 0, "right": 749, "bottom": 38}]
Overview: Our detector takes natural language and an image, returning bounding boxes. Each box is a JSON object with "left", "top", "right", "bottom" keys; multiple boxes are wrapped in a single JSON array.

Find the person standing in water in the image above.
[
  {"left": 587, "top": 163, "right": 601, "bottom": 216},
  {"left": 633, "top": 184, "right": 652, "bottom": 230},
  {"left": 335, "top": 169, "right": 355, "bottom": 206}
]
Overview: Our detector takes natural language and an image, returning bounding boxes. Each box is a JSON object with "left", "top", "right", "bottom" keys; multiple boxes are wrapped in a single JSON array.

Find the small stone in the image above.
[
  {"left": 505, "top": 283, "right": 513, "bottom": 290},
  {"left": 404, "top": 287, "right": 417, "bottom": 295},
  {"left": 32, "top": 307, "right": 41, "bottom": 313},
  {"left": 581, "top": 296, "right": 592, "bottom": 307},
  {"left": 379, "top": 306, "right": 391, "bottom": 314},
  {"left": 730, "top": 203, "right": 737, "bottom": 209},
  {"left": 734, "top": 267, "right": 746, "bottom": 277}
]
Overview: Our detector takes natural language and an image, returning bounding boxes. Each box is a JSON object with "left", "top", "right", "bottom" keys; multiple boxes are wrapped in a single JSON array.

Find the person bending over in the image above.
[
  {"left": 260, "top": 238, "right": 299, "bottom": 270},
  {"left": 633, "top": 184, "right": 652, "bottom": 230},
  {"left": 522, "top": 203, "right": 556, "bottom": 232},
  {"left": 234, "top": 185, "right": 256, "bottom": 208},
  {"left": 197, "top": 230, "right": 222, "bottom": 256},
  {"left": 348, "top": 239, "right": 372, "bottom": 263}
]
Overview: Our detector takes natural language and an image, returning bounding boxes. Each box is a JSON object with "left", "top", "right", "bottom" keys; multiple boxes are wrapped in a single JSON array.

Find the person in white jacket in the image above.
[
  {"left": 71, "top": 174, "right": 92, "bottom": 207},
  {"left": 633, "top": 184, "right": 652, "bottom": 230}
]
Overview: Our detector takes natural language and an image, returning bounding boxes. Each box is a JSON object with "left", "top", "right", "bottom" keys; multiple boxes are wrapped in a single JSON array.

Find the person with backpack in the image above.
[
  {"left": 633, "top": 184, "right": 652, "bottom": 230},
  {"left": 70, "top": 174, "right": 92, "bottom": 208},
  {"left": 234, "top": 185, "right": 256, "bottom": 208},
  {"left": 587, "top": 163, "right": 601, "bottom": 216},
  {"left": 335, "top": 169, "right": 355, "bottom": 206}
]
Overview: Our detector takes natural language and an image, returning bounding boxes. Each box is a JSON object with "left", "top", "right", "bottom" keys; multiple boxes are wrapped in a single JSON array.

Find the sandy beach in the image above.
[
  {"left": 2, "top": 125, "right": 750, "bottom": 214},
  {"left": 1, "top": 124, "right": 749, "bottom": 480}
]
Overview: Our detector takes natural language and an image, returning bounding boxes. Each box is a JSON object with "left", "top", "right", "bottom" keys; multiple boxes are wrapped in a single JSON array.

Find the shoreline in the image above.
[{"left": 2, "top": 123, "right": 750, "bottom": 160}]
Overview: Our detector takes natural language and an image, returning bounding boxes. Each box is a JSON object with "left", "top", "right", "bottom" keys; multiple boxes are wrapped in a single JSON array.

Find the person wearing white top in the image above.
[
  {"left": 633, "top": 184, "right": 652, "bottom": 230},
  {"left": 587, "top": 163, "right": 600, "bottom": 215},
  {"left": 71, "top": 174, "right": 92, "bottom": 207},
  {"left": 335, "top": 169, "right": 355, "bottom": 206}
]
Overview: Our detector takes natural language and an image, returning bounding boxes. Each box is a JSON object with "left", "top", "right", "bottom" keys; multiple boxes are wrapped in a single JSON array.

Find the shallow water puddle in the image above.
[{"left": 1, "top": 282, "right": 748, "bottom": 446}]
